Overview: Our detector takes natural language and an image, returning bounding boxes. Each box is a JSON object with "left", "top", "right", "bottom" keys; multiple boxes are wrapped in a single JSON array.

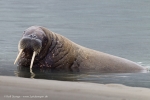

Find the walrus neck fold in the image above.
[
  {"left": 39, "top": 26, "right": 77, "bottom": 70},
  {"left": 38, "top": 27, "right": 54, "bottom": 60}
]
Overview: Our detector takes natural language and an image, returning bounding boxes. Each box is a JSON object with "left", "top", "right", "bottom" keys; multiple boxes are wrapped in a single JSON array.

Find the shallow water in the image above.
[{"left": 0, "top": 0, "right": 150, "bottom": 88}]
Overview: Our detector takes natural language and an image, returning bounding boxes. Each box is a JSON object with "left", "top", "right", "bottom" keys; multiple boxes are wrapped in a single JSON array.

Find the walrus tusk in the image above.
[
  {"left": 30, "top": 51, "right": 37, "bottom": 69},
  {"left": 14, "top": 49, "right": 23, "bottom": 65}
]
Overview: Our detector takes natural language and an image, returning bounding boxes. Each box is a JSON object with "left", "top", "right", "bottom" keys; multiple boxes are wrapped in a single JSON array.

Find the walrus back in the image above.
[{"left": 73, "top": 45, "right": 145, "bottom": 73}]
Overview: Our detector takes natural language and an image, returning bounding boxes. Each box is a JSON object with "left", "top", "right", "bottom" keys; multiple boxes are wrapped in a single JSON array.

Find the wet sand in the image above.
[{"left": 0, "top": 76, "right": 150, "bottom": 100}]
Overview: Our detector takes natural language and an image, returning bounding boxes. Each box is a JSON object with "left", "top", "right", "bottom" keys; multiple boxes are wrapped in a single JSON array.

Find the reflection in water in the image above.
[
  {"left": 15, "top": 66, "right": 82, "bottom": 81},
  {"left": 15, "top": 66, "right": 150, "bottom": 88}
]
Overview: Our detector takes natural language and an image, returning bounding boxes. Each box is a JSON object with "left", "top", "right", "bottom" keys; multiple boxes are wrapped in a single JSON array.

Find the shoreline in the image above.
[{"left": 0, "top": 76, "right": 150, "bottom": 100}]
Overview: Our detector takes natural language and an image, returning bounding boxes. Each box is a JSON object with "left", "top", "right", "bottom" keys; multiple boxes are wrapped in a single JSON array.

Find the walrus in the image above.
[{"left": 14, "top": 26, "right": 145, "bottom": 73}]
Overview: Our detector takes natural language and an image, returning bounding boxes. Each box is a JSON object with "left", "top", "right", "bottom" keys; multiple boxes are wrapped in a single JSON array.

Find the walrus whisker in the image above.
[
  {"left": 30, "top": 51, "right": 37, "bottom": 69},
  {"left": 14, "top": 49, "right": 23, "bottom": 65}
]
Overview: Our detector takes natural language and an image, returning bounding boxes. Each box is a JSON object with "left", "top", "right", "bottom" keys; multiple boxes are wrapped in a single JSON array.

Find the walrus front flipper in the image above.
[{"left": 14, "top": 49, "right": 23, "bottom": 65}]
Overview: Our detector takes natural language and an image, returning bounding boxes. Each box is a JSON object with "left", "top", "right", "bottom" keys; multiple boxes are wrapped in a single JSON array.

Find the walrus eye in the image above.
[{"left": 29, "top": 34, "right": 37, "bottom": 39}]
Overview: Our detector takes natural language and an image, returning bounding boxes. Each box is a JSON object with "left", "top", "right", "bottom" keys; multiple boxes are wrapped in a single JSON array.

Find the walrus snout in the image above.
[
  {"left": 14, "top": 37, "right": 42, "bottom": 69},
  {"left": 19, "top": 37, "right": 42, "bottom": 52}
]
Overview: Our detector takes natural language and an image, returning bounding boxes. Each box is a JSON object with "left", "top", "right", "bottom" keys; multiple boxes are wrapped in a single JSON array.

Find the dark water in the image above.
[{"left": 0, "top": 0, "right": 150, "bottom": 88}]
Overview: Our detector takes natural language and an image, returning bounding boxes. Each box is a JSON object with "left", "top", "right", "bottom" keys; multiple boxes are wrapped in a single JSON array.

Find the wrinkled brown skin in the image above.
[{"left": 18, "top": 26, "right": 145, "bottom": 73}]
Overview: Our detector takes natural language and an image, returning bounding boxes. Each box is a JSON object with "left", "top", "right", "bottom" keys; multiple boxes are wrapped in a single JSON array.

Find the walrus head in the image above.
[{"left": 14, "top": 26, "right": 48, "bottom": 69}]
